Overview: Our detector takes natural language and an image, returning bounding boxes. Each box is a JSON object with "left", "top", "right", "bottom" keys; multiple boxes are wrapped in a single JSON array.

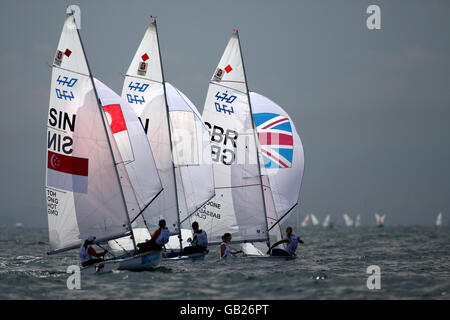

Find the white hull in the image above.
[{"left": 81, "top": 251, "right": 161, "bottom": 274}]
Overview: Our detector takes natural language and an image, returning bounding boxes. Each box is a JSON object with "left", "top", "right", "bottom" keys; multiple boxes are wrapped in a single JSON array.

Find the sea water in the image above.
[{"left": 0, "top": 226, "right": 449, "bottom": 299}]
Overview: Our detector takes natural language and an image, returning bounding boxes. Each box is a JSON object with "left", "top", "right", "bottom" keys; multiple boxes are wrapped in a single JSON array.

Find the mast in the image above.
[
  {"left": 235, "top": 30, "right": 271, "bottom": 249},
  {"left": 72, "top": 10, "right": 137, "bottom": 252},
  {"left": 153, "top": 18, "right": 183, "bottom": 251}
]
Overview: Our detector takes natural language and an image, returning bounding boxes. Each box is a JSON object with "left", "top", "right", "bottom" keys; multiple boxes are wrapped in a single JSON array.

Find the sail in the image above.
[
  {"left": 46, "top": 15, "right": 130, "bottom": 252},
  {"left": 121, "top": 21, "right": 179, "bottom": 233},
  {"left": 200, "top": 32, "right": 268, "bottom": 244},
  {"left": 375, "top": 213, "right": 385, "bottom": 226},
  {"left": 94, "top": 78, "right": 163, "bottom": 224},
  {"left": 323, "top": 215, "right": 331, "bottom": 227},
  {"left": 301, "top": 215, "right": 310, "bottom": 227},
  {"left": 436, "top": 212, "right": 442, "bottom": 227},
  {"left": 343, "top": 214, "right": 354, "bottom": 227},
  {"left": 165, "top": 82, "right": 215, "bottom": 227},
  {"left": 310, "top": 214, "right": 319, "bottom": 226},
  {"left": 355, "top": 214, "right": 361, "bottom": 227},
  {"left": 250, "top": 92, "right": 305, "bottom": 226},
  {"left": 122, "top": 21, "right": 214, "bottom": 241}
]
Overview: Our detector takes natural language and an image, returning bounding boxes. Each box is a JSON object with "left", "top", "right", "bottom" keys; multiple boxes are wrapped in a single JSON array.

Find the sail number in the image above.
[{"left": 205, "top": 122, "right": 238, "bottom": 165}]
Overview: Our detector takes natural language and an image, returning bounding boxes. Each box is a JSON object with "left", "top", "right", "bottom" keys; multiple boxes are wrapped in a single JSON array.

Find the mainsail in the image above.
[
  {"left": 436, "top": 212, "right": 442, "bottom": 227},
  {"left": 323, "top": 215, "right": 331, "bottom": 228},
  {"left": 46, "top": 13, "right": 136, "bottom": 253},
  {"left": 343, "top": 214, "right": 354, "bottom": 227},
  {"left": 201, "top": 31, "right": 269, "bottom": 245},
  {"left": 121, "top": 19, "right": 214, "bottom": 248}
]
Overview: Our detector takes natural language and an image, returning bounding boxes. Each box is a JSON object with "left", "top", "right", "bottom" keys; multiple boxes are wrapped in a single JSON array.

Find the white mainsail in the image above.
[
  {"left": 310, "top": 214, "right": 320, "bottom": 226},
  {"left": 201, "top": 31, "right": 269, "bottom": 245},
  {"left": 301, "top": 215, "right": 310, "bottom": 227},
  {"left": 121, "top": 20, "right": 214, "bottom": 248},
  {"left": 323, "top": 215, "right": 331, "bottom": 228},
  {"left": 355, "top": 214, "right": 361, "bottom": 227},
  {"left": 343, "top": 214, "right": 354, "bottom": 227},
  {"left": 436, "top": 212, "right": 442, "bottom": 227},
  {"left": 46, "top": 14, "right": 134, "bottom": 253}
]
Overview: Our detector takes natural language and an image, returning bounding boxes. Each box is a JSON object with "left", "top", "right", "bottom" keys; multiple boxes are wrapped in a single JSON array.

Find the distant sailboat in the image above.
[
  {"left": 322, "top": 215, "right": 333, "bottom": 228},
  {"left": 375, "top": 213, "right": 386, "bottom": 227},
  {"left": 343, "top": 214, "right": 354, "bottom": 227},
  {"left": 310, "top": 214, "right": 319, "bottom": 226},
  {"left": 436, "top": 212, "right": 442, "bottom": 227},
  {"left": 355, "top": 214, "right": 361, "bottom": 227},
  {"left": 301, "top": 215, "right": 310, "bottom": 227},
  {"left": 15, "top": 222, "right": 24, "bottom": 229}
]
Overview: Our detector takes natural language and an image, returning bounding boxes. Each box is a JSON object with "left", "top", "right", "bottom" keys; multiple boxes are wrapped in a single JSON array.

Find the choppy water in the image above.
[{"left": 1, "top": 226, "right": 449, "bottom": 300}]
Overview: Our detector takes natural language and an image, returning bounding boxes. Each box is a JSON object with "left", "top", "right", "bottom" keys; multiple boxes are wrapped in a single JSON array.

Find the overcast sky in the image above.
[{"left": 1, "top": 0, "right": 449, "bottom": 227}]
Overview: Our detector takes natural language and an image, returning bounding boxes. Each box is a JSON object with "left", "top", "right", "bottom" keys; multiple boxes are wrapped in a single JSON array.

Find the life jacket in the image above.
[
  {"left": 194, "top": 230, "right": 208, "bottom": 247},
  {"left": 285, "top": 234, "right": 299, "bottom": 255},
  {"left": 221, "top": 242, "right": 231, "bottom": 256},
  {"left": 155, "top": 227, "right": 170, "bottom": 245},
  {"left": 80, "top": 244, "right": 92, "bottom": 263}
]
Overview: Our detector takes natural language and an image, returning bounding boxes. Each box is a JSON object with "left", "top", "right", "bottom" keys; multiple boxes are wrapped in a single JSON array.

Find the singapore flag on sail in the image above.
[
  {"left": 103, "top": 104, "right": 133, "bottom": 163},
  {"left": 47, "top": 151, "right": 89, "bottom": 193}
]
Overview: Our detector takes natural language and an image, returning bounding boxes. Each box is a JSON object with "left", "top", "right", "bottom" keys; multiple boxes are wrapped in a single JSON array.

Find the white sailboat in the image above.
[
  {"left": 46, "top": 8, "right": 163, "bottom": 273},
  {"left": 375, "top": 213, "right": 386, "bottom": 227},
  {"left": 343, "top": 214, "right": 354, "bottom": 227},
  {"left": 310, "top": 214, "right": 320, "bottom": 226},
  {"left": 200, "top": 30, "right": 304, "bottom": 259},
  {"left": 355, "top": 214, "right": 361, "bottom": 227},
  {"left": 113, "top": 18, "right": 215, "bottom": 261},
  {"left": 301, "top": 215, "right": 310, "bottom": 227},
  {"left": 322, "top": 215, "right": 332, "bottom": 228},
  {"left": 436, "top": 212, "right": 442, "bottom": 227}
]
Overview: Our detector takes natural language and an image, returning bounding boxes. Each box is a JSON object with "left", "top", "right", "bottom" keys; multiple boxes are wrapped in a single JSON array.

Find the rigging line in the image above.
[
  {"left": 267, "top": 203, "right": 298, "bottom": 232},
  {"left": 215, "top": 183, "right": 271, "bottom": 190},
  {"left": 179, "top": 192, "right": 216, "bottom": 225},
  {"left": 130, "top": 188, "right": 164, "bottom": 224}
]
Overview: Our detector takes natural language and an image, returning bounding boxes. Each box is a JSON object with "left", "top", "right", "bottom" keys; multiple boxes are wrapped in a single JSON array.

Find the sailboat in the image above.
[
  {"left": 436, "top": 212, "right": 442, "bottom": 227},
  {"left": 310, "top": 214, "right": 320, "bottom": 226},
  {"left": 375, "top": 213, "right": 386, "bottom": 227},
  {"left": 200, "top": 30, "right": 305, "bottom": 259},
  {"left": 301, "top": 215, "right": 310, "bottom": 227},
  {"left": 343, "top": 214, "right": 354, "bottom": 227},
  {"left": 112, "top": 18, "right": 215, "bottom": 261},
  {"left": 355, "top": 214, "right": 361, "bottom": 227},
  {"left": 322, "top": 215, "right": 332, "bottom": 228},
  {"left": 46, "top": 8, "right": 163, "bottom": 273}
]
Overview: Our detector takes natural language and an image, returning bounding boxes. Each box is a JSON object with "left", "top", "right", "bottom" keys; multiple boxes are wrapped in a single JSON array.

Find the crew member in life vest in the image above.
[
  {"left": 183, "top": 221, "right": 208, "bottom": 255},
  {"left": 220, "top": 233, "right": 243, "bottom": 258},
  {"left": 80, "top": 235, "right": 107, "bottom": 267},
  {"left": 266, "top": 226, "right": 304, "bottom": 257},
  {"left": 136, "top": 219, "right": 170, "bottom": 254}
]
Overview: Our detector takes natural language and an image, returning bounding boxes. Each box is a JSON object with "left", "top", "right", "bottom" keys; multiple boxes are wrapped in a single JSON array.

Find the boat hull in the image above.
[
  {"left": 80, "top": 251, "right": 161, "bottom": 274},
  {"left": 162, "top": 249, "right": 206, "bottom": 261}
]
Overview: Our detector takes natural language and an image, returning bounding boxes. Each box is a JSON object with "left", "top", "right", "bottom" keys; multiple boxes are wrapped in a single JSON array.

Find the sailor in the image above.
[
  {"left": 267, "top": 227, "right": 304, "bottom": 257},
  {"left": 80, "top": 235, "right": 107, "bottom": 267},
  {"left": 136, "top": 219, "right": 170, "bottom": 254},
  {"left": 183, "top": 221, "right": 208, "bottom": 255},
  {"left": 220, "top": 233, "right": 242, "bottom": 258}
]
